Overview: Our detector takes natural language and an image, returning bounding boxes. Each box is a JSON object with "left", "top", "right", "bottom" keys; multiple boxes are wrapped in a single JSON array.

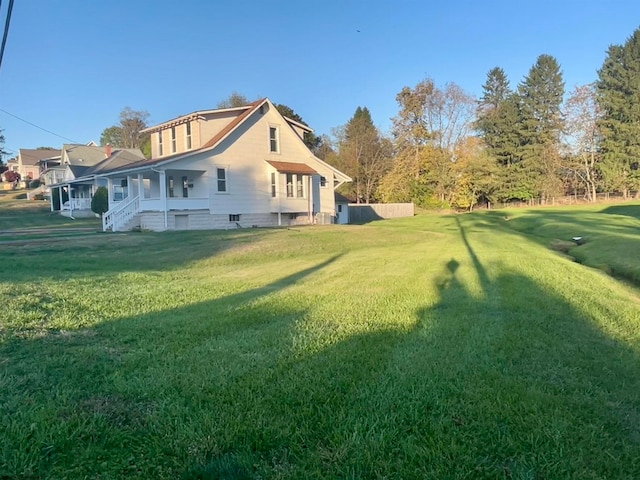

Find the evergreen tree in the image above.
[
  {"left": 517, "top": 54, "right": 565, "bottom": 200},
  {"left": 596, "top": 28, "right": 640, "bottom": 197},
  {"left": 337, "top": 107, "right": 391, "bottom": 203}
]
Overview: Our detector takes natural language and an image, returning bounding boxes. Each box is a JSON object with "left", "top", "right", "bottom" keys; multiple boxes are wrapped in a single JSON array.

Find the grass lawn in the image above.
[{"left": 1, "top": 201, "right": 640, "bottom": 479}]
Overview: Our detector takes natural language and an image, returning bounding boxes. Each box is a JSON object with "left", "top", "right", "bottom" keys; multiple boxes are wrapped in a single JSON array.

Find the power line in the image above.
[
  {"left": 0, "top": 0, "right": 14, "bottom": 74},
  {"left": 0, "top": 107, "right": 80, "bottom": 143}
]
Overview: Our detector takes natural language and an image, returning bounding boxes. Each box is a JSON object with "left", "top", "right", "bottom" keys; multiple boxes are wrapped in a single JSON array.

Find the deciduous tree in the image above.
[
  {"left": 563, "top": 83, "right": 602, "bottom": 201},
  {"left": 100, "top": 108, "right": 151, "bottom": 157}
]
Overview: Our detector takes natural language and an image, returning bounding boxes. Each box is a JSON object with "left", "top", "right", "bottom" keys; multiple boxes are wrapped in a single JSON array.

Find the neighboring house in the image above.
[
  {"left": 17, "top": 148, "right": 60, "bottom": 181},
  {"left": 62, "top": 98, "right": 351, "bottom": 231},
  {"left": 5, "top": 157, "right": 19, "bottom": 173},
  {"left": 49, "top": 144, "right": 145, "bottom": 216}
]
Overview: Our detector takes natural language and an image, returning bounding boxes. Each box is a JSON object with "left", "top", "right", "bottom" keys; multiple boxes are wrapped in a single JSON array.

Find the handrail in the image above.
[{"left": 103, "top": 195, "right": 139, "bottom": 231}]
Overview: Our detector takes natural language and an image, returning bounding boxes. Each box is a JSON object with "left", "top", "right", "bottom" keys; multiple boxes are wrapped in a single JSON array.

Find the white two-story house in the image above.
[{"left": 88, "top": 98, "right": 351, "bottom": 231}]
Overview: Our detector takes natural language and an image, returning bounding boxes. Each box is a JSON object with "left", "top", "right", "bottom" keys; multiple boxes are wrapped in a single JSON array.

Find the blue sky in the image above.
[{"left": 0, "top": 0, "right": 639, "bottom": 158}]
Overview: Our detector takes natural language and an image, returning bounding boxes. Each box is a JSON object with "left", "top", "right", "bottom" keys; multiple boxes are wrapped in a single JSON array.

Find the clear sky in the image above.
[{"left": 0, "top": 0, "right": 639, "bottom": 158}]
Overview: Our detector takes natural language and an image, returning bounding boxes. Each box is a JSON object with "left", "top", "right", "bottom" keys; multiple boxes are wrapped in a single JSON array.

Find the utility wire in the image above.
[
  {"left": 0, "top": 108, "right": 80, "bottom": 143},
  {"left": 0, "top": 0, "right": 14, "bottom": 75}
]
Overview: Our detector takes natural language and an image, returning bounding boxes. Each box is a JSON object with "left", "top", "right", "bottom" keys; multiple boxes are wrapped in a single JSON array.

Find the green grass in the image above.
[{"left": 1, "top": 201, "right": 640, "bottom": 479}]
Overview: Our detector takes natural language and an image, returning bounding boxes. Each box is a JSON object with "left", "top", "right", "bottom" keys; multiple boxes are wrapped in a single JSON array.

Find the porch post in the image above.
[
  {"left": 107, "top": 178, "right": 113, "bottom": 207},
  {"left": 137, "top": 173, "right": 143, "bottom": 199},
  {"left": 67, "top": 185, "right": 73, "bottom": 217},
  {"left": 50, "top": 187, "right": 55, "bottom": 211},
  {"left": 308, "top": 176, "right": 313, "bottom": 224},
  {"left": 58, "top": 186, "right": 63, "bottom": 212},
  {"left": 159, "top": 170, "right": 168, "bottom": 229},
  {"left": 127, "top": 175, "right": 134, "bottom": 198}
]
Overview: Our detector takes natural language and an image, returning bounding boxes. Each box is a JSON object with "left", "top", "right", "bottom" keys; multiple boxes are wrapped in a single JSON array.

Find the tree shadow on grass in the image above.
[
  {"left": 2, "top": 226, "right": 640, "bottom": 479},
  {"left": 600, "top": 203, "right": 640, "bottom": 220}
]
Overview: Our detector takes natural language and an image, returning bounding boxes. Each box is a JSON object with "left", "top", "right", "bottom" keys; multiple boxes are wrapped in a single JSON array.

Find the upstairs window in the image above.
[
  {"left": 186, "top": 122, "right": 192, "bottom": 150},
  {"left": 320, "top": 176, "right": 327, "bottom": 187},
  {"left": 269, "top": 126, "right": 279, "bottom": 153},
  {"left": 158, "top": 131, "right": 164, "bottom": 156},
  {"left": 171, "top": 127, "right": 177, "bottom": 153},
  {"left": 217, "top": 167, "right": 227, "bottom": 192}
]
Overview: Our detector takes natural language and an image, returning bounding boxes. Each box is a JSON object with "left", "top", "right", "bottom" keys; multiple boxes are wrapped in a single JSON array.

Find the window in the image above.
[
  {"left": 337, "top": 204, "right": 343, "bottom": 213},
  {"left": 217, "top": 168, "right": 227, "bottom": 192},
  {"left": 296, "top": 175, "right": 304, "bottom": 198},
  {"left": 158, "top": 131, "right": 164, "bottom": 156},
  {"left": 285, "top": 173, "right": 305, "bottom": 198},
  {"left": 269, "top": 126, "right": 279, "bottom": 153},
  {"left": 182, "top": 176, "right": 188, "bottom": 198},
  {"left": 270, "top": 172, "right": 276, "bottom": 197},
  {"left": 320, "top": 176, "right": 327, "bottom": 187},
  {"left": 286, "top": 173, "right": 294, "bottom": 198},
  {"left": 171, "top": 127, "right": 177, "bottom": 153},
  {"left": 229, "top": 214, "right": 240, "bottom": 222},
  {"left": 168, "top": 176, "right": 175, "bottom": 197},
  {"left": 186, "top": 122, "right": 192, "bottom": 150}
]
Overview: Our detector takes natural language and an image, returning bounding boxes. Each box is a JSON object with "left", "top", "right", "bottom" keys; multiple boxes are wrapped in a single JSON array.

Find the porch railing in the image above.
[{"left": 103, "top": 195, "right": 139, "bottom": 232}]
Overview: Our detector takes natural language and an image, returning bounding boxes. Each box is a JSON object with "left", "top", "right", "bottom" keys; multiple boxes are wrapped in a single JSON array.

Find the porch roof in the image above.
[{"left": 266, "top": 160, "right": 317, "bottom": 175}]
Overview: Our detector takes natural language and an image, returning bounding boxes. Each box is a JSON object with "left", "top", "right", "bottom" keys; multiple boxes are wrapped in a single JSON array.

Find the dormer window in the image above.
[
  {"left": 171, "top": 127, "right": 177, "bottom": 153},
  {"left": 186, "top": 122, "right": 192, "bottom": 150},
  {"left": 269, "top": 126, "right": 279, "bottom": 153},
  {"left": 158, "top": 131, "right": 164, "bottom": 156}
]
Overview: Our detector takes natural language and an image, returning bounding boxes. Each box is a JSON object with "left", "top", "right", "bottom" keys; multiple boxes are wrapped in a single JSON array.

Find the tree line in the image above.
[{"left": 322, "top": 27, "right": 640, "bottom": 209}]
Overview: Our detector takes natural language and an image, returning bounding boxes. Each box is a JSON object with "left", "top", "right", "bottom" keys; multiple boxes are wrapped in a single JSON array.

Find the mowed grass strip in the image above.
[{"left": 1, "top": 205, "right": 640, "bottom": 479}]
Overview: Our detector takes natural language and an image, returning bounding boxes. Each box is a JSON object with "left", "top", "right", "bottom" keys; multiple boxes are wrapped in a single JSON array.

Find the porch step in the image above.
[{"left": 114, "top": 214, "right": 140, "bottom": 232}]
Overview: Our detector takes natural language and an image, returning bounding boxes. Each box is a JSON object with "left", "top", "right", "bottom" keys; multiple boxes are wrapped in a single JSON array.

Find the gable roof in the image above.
[
  {"left": 95, "top": 99, "right": 268, "bottom": 176},
  {"left": 19, "top": 148, "right": 61, "bottom": 165}
]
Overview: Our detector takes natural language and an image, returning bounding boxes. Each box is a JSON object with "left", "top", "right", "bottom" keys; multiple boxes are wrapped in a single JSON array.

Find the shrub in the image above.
[
  {"left": 4, "top": 171, "right": 20, "bottom": 183},
  {"left": 91, "top": 186, "right": 109, "bottom": 216}
]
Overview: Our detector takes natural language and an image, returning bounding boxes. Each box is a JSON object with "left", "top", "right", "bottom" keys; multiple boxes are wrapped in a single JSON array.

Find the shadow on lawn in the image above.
[
  {"left": 1, "top": 227, "right": 304, "bottom": 283},
  {"left": 2, "top": 226, "right": 640, "bottom": 479}
]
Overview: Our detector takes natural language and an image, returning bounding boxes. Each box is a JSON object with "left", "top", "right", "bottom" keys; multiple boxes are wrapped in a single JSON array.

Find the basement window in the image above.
[{"left": 229, "top": 214, "right": 240, "bottom": 222}]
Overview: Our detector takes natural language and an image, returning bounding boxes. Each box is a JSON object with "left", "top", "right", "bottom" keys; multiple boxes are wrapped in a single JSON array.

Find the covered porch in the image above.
[
  {"left": 101, "top": 167, "right": 208, "bottom": 231},
  {"left": 50, "top": 180, "right": 103, "bottom": 218}
]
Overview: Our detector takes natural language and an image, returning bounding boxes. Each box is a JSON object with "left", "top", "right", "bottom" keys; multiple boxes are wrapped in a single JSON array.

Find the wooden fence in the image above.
[
  {"left": 488, "top": 192, "right": 639, "bottom": 210},
  {"left": 348, "top": 203, "right": 415, "bottom": 223}
]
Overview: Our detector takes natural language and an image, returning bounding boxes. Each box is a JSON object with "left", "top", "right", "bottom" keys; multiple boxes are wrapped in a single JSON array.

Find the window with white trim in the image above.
[
  {"left": 158, "top": 131, "right": 164, "bottom": 156},
  {"left": 217, "top": 167, "right": 227, "bottom": 192},
  {"left": 269, "top": 126, "right": 279, "bottom": 153},
  {"left": 286, "top": 173, "right": 294, "bottom": 198},
  {"left": 270, "top": 172, "right": 276, "bottom": 197},
  {"left": 186, "top": 122, "right": 192, "bottom": 150},
  {"left": 285, "top": 173, "right": 305, "bottom": 198},
  {"left": 171, "top": 127, "right": 177, "bottom": 153},
  {"left": 320, "top": 176, "right": 327, "bottom": 187},
  {"left": 229, "top": 214, "right": 240, "bottom": 222},
  {"left": 168, "top": 176, "right": 175, "bottom": 197},
  {"left": 296, "top": 175, "right": 304, "bottom": 198}
]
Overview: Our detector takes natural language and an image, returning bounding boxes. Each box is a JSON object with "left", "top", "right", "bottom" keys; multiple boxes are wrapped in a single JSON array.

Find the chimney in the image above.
[{"left": 105, "top": 144, "right": 112, "bottom": 157}]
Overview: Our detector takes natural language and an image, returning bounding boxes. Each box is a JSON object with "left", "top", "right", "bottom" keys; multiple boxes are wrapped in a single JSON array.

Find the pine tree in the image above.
[
  {"left": 517, "top": 54, "right": 565, "bottom": 201},
  {"left": 596, "top": 28, "right": 640, "bottom": 197}
]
